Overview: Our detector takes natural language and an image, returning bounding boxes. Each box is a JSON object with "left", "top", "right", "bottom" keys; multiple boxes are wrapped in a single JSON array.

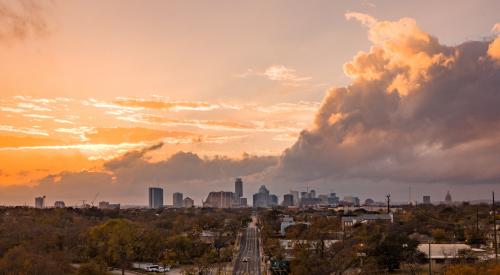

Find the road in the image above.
[{"left": 233, "top": 215, "right": 261, "bottom": 275}]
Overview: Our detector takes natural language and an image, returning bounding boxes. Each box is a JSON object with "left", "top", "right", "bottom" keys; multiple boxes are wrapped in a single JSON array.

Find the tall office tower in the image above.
[
  {"left": 235, "top": 178, "right": 243, "bottom": 198},
  {"left": 173, "top": 192, "right": 184, "bottom": 208},
  {"left": 423, "top": 195, "right": 431, "bottom": 204},
  {"left": 270, "top": 194, "right": 278, "bottom": 206},
  {"left": 283, "top": 194, "right": 294, "bottom": 207},
  {"left": 290, "top": 190, "right": 299, "bottom": 206},
  {"left": 310, "top": 189, "right": 316, "bottom": 198},
  {"left": 35, "top": 196, "right": 45, "bottom": 208},
  {"left": 328, "top": 193, "right": 340, "bottom": 206},
  {"left": 239, "top": 197, "right": 248, "bottom": 207},
  {"left": 149, "top": 187, "right": 164, "bottom": 208}
]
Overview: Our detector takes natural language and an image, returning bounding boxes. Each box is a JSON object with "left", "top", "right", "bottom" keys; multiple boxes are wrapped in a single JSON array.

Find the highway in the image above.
[{"left": 233, "top": 216, "right": 261, "bottom": 275}]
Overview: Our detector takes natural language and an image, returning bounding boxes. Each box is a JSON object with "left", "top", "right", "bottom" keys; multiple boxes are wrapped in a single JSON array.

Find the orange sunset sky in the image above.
[{"left": 1, "top": 0, "right": 500, "bottom": 206}]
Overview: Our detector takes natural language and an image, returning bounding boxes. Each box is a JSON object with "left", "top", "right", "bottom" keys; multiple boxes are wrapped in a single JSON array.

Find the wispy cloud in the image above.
[
  {"left": 17, "top": 102, "right": 51, "bottom": 112},
  {"left": 0, "top": 107, "right": 24, "bottom": 113},
  {"left": 114, "top": 97, "right": 220, "bottom": 111},
  {"left": 255, "top": 101, "right": 320, "bottom": 113},
  {"left": 236, "top": 65, "right": 312, "bottom": 86},
  {"left": 492, "top": 23, "right": 500, "bottom": 34},
  {"left": 54, "top": 119, "right": 74, "bottom": 125},
  {"left": 84, "top": 127, "right": 198, "bottom": 144},
  {"left": 345, "top": 11, "right": 377, "bottom": 27},
  {"left": 263, "top": 65, "right": 312, "bottom": 83},
  {"left": 361, "top": 0, "right": 376, "bottom": 8},
  {"left": 23, "top": 113, "right": 54, "bottom": 119},
  {"left": 144, "top": 115, "right": 257, "bottom": 131},
  {"left": 55, "top": 127, "right": 93, "bottom": 141},
  {"left": 0, "top": 125, "right": 49, "bottom": 136}
]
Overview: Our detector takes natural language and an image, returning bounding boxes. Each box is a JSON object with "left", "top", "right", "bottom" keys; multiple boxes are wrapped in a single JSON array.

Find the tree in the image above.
[
  {"left": 371, "top": 230, "right": 420, "bottom": 272},
  {"left": 87, "top": 219, "right": 139, "bottom": 275},
  {"left": 431, "top": 228, "right": 448, "bottom": 243},
  {"left": 194, "top": 250, "right": 217, "bottom": 275},
  {"left": 291, "top": 240, "right": 357, "bottom": 275},
  {"left": 445, "top": 262, "right": 500, "bottom": 275},
  {"left": 165, "top": 235, "right": 207, "bottom": 264},
  {"left": 0, "top": 245, "right": 72, "bottom": 275},
  {"left": 77, "top": 260, "right": 110, "bottom": 275}
]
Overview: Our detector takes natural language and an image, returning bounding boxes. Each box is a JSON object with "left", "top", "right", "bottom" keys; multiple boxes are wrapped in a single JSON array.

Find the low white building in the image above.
[
  {"left": 417, "top": 243, "right": 472, "bottom": 264},
  {"left": 341, "top": 213, "right": 393, "bottom": 230},
  {"left": 279, "top": 239, "right": 340, "bottom": 259},
  {"left": 280, "top": 216, "right": 295, "bottom": 236}
]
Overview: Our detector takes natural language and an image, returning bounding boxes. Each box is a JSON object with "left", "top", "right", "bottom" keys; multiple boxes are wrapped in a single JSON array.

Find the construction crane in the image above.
[{"left": 91, "top": 192, "right": 99, "bottom": 207}]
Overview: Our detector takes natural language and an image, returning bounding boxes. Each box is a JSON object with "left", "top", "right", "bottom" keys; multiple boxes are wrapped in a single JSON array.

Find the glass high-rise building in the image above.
[
  {"left": 35, "top": 196, "right": 45, "bottom": 208},
  {"left": 149, "top": 187, "right": 164, "bottom": 208},
  {"left": 235, "top": 178, "right": 243, "bottom": 198},
  {"left": 173, "top": 192, "right": 183, "bottom": 208}
]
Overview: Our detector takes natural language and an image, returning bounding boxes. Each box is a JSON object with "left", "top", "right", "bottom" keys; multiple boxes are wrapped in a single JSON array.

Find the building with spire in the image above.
[
  {"left": 445, "top": 191, "right": 452, "bottom": 204},
  {"left": 253, "top": 185, "right": 278, "bottom": 208}
]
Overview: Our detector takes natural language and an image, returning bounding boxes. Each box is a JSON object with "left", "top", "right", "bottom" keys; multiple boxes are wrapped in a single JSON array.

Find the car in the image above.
[
  {"left": 159, "top": 266, "right": 171, "bottom": 272},
  {"left": 145, "top": 265, "right": 170, "bottom": 273},
  {"left": 145, "top": 265, "right": 160, "bottom": 272},
  {"left": 242, "top": 257, "right": 249, "bottom": 262}
]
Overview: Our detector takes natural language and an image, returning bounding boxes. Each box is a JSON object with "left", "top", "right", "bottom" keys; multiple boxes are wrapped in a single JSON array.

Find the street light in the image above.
[{"left": 356, "top": 243, "right": 366, "bottom": 267}]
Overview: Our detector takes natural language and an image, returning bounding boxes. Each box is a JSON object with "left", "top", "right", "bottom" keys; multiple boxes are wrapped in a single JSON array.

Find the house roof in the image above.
[
  {"left": 279, "top": 239, "right": 339, "bottom": 250},
  {"left": 417, "top": 244, "right": 471, "bottom": 259},
  {"left": 341, "top": 213, "right": 393, "bottom": 222}
]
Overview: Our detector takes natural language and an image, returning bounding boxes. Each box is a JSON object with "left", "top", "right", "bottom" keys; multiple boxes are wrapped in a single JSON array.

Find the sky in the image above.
[{"left": 1, "top": 0, "right": 500, "bottom": 206}]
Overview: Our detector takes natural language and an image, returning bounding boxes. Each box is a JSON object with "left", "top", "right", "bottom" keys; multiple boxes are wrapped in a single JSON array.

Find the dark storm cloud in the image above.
[
  {"left": 0, "top": 146, "right": 278, "bottom": 205},
  {"left": 276, "top": 15, "right": 500, "bottom": 187},
  {"left": 2, "top": 13, "right": 500, "bottom": 205}
]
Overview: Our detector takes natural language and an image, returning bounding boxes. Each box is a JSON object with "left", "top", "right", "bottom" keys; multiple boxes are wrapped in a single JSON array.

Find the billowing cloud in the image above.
[
  {"left": 0, "top": 144, "right": 278, "bottom": 205},
  {"left": 104, "top": 144, "right": 276, "bottom": 184},
  {"left": 345, "top": 12, "right": 454, "bottom": 96},
  {"left": 488, "top": 23, "right": 500, "bottom": 61},
  {"left": 276, "top": 12, "right": 500, "bottom": 189},
  {"left": 4, "top": 12, "right": 499, "bottom": 205},
  {"left": 492, "top": 23, "right": 500, "bottom": 34},
  {"left": 489, "top": 37, "right": 500, "bottom": 61}
]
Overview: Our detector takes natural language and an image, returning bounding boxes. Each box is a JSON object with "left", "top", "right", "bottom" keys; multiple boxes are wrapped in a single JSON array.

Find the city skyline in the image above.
[
  {"left": 23, "top": 179, "right": 471, "bottom": 208},
  {"left": 1, "top": 0, "right": 500, "bottom": 206}
]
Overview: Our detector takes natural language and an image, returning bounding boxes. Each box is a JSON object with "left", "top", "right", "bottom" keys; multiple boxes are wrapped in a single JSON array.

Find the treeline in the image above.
[
  {"left": 0, "top": 207, "right": 251, "bottom": 274},
  {"left": 259, "top": 203, "right": 499, "bottom": 275}
]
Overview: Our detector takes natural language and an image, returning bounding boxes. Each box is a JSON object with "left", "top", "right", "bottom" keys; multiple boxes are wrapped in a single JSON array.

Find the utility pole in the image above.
[
  {"left": 428, "top": 240, "right": 432, "bottom": 275},
  {"left": 476, "top": 206, "right": 479, "bottom": 234},
  {"left": 409, "top": 185, "right": 412, "bottom": 206},
  {"left": 386, "top": 194, "right": 391, "bottom": 214},
  {"left": 494, "top": 191, "right": 498, "bottom": 263}
]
